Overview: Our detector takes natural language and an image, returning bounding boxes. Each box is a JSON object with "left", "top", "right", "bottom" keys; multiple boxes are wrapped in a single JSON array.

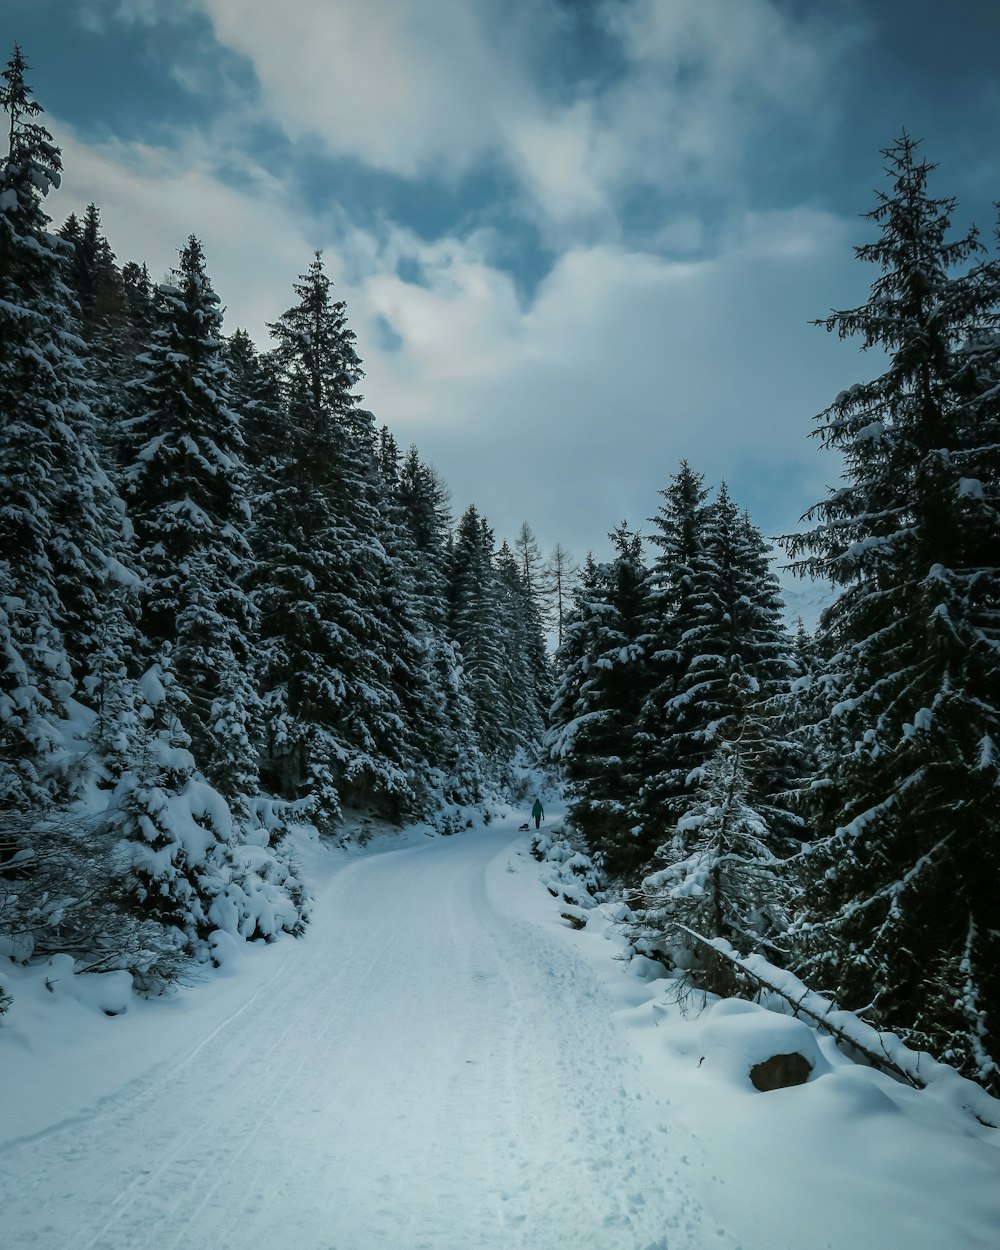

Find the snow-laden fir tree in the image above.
[
  {"left": 0, "top": 47, "right": 129, "bottom": 804},
  {"left": 493, "top": 540, "right": 550, "bottom": 752},
  {"left": 122, "top": 235, "right": 260, "bottom": 806},
  {"left": 512, "top": 526, "right": 554, "bottom": 718},
  {"left": 449, "top": 505, "right": 517, "bottom": 758},
  {"left": 630, "top": 462, "right": 711, "bottom": 860},
  {"left": 59, "top": 205, "right": 154, "bottom": 478},
  {"left": 633, "top": 474, "right": 795, "bottom": 877},
  {"left": 687, "top": 491, "right": 799, "bottom": 846},
  {"left": 628, "top": 739, "right": 790, "bottom": 993},
  {"left": 58, "top": 203, "right": 124, "bottom": 343},
  {"left": 253, "top": 253, "right": 411, "bottom": 824},
  {"left": 111, "top": 647, "right": 307, "bottom": 961},
  {"left": 548, "top": 525, "right": 649, "bottom": 876},
  {"left": 225, "top": 328, "right": 285, "bottom": 484},
  {"left": 622, "top": 484, "right": 797, "bottom": 979},
  {"left": 782, "top": 136, "right": 1000, "bottom": 1092},
  {"left": 396, "top": 445, "right": 483, "bottom": 805},
  {"left": 373, "top": 426, "right": 465, "bottom": 816},
  {"left": 542, "top": 542, "right": 578, "bottom": 651},
  {"left": 547, "top": 552, "right": 604, "bottom": 755}
]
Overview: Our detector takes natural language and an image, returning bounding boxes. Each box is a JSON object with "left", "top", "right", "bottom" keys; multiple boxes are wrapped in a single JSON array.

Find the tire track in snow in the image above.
[{"left": 2, "top": 825, "right": 738, "bottom": 1250}]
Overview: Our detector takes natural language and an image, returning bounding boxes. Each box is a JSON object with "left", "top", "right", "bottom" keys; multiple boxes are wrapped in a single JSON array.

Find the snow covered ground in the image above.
[{"left": 2, "top": 808, "right": 998, "bottom": 1250}]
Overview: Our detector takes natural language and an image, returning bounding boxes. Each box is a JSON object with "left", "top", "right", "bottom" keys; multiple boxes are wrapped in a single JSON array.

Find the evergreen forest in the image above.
[{"left": 2, "top": 50, "right": 998, "bottom": 1098}]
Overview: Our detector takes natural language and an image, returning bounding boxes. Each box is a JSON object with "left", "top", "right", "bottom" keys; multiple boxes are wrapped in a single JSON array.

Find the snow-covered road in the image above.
[
  {"left": 1, "top": 822, "right": 730, "bottom": 1250},
  {"left": 4, "top": 815, "right": 1000, "bottom": 1250}
]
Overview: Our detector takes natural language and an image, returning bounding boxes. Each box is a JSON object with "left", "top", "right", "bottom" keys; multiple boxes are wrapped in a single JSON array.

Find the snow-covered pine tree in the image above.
[
  {"left": 113, "top": 646, "right": 308, "bottom": 964},
  {"left": 549, "top": 525, "right": 649, "bottom": 875},
  {"left": 781, "top": 136, "right": 1000, "bottom": 1092},
  {"left": 686, "top": 491, "right": 798, "bottom": 842},
  {"left": 627, "top": 496, "right": 798, "bottom": 969},
  {"left": 548, "top": 551, "right": 604, "bottom": 759},
  {"left": 629, "top": 739, "right": 789, "bottom": 991},
  {"left": 122, "top": 235, "right": 260, "bottom": 805},
  {"left": 371, "top": 426, "right": 457, "bottom": 817},
  {"left": 254, "top": 253, "right": 410, "bottom": 825},
  {"left": 396, "top": 446, "right": 483, "bottom": 804},
  {"left": 225, "top": 328, "right": 285, "bottom": 483},
  {"left": 58, "top": 203, "right": 124, "bottom": 343},
  {"left": 58, "top": 205, "right": 153, "bottom": 478},
  {"left": 631, "top": 461, "right": 711, "bottom": 863},
  {"left": 449, "top": 505, "right": 517, "bottom": 759},
  {"left": 493, "top": 540, "right": 548, "bottom": 752},
  {"left": 0, "top": 47, "right": 128, "bottom": 801},
  {"left": 511, "top": 525, "right": 554, "bottom": 722},
  {"left": 636, "top": 475, "right": 796, "bottom": 871}
]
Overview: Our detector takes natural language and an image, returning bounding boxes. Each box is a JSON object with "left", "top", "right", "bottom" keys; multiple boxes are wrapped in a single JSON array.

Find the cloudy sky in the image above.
[{"left": 6, "top": 0, "right": 1000, "bottom": 602}]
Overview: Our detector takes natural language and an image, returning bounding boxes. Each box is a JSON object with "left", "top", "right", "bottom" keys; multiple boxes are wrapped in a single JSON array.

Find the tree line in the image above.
[
  {"left": 548, "top": 135, "right": 1000, "bottom": 1096},
  {"left": 0, "top": 50, "right": 551, "bottom": 991}
]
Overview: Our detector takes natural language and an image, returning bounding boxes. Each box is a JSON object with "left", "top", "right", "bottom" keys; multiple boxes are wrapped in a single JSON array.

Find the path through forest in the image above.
[{"left": 1, "top": 819, "right": 731, "bottom": 1250}]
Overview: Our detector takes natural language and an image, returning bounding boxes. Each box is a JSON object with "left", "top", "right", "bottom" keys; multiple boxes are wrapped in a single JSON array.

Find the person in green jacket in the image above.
[{"left": 531, "top": 798, "right": 544, "bottom": 830}]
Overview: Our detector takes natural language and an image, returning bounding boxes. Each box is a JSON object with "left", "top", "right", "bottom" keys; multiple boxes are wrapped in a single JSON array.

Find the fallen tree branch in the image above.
[{"left": 669, "top": 922, "right": 999, "bottom": 1129}]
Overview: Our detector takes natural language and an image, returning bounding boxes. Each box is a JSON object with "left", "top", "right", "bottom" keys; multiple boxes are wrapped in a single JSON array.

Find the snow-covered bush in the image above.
[
  {"left": 530, "top": 827, "right": 604, "bottom": 924},
  {"left": 0, "top": 806, "right": 188, "bottom": 989}
]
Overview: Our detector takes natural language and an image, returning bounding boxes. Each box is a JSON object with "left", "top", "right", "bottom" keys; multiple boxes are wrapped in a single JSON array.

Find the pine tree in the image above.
[
  {"left": 629, "top": 740, "right": 789, "bottom": 988},
  {"left": 0, "top": 47, "right": 127, "bottom": 802},
  {"left": 58, "top": 202, "right": 124, "bottom": 341},
  {"left": 449, "top": 505, "right": 514, "bottom": 757},
  {"left": 123, "top": 235, "right": 260, "bottom": 804},
  {"left": 254, "top": 254, "right": 410, "bottom": 824},
  {"left": 632, "top": 462, "right": 711, "bottom": 860},
  {"left": 371, "top": 426, "right": 456, "bottom": 816},
  {"left": 506, "top": 525, "right": 553, "bottom": 731},
  {"left": 634, "top": 473, "right": 795, "bottom": 869},
  {"left": 627, "top": 493, "right": 798, "bottom": 974},
  {"left": 396, "top": 446, "right": 482, "bottom": 804},
  {"left": 548, "top": 551, "right": 604, "bottom": 758},
  {"left": 494, "top": 540, "right": 547, "bottom": 752},
  {"left": 225, "top": 328, "right": 285, "bottom": 481},
  {"left": 782, "top": 136, "right": 1000, "bottom": 1092},
  {"left": 550, "top": 525, "right": 649, "bottom": 874}
]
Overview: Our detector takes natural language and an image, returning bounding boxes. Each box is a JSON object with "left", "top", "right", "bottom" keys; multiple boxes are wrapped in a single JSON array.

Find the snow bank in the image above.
[{"left": 695, "top": 997, "right": 827, "bottom": 1089}]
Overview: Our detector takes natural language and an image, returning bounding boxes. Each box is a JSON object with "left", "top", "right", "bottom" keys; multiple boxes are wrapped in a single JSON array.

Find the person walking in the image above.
[{"left": 531, "top": 798, "right": 544, "bottom": 830}]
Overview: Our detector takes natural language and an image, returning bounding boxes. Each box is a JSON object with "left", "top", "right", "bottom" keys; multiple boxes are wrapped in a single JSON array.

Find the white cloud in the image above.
[
  {"left": 188, "top": 0, "right": 854, "bottom": 238},
  {"left": 351, "top": 206, "right": 873, "bottom": 558},
  {"left": 43, "top": 77, "right": 873, "bottom": 571},
  {"left": 199, "top": 0, "right": 529, "bottom": 180}
]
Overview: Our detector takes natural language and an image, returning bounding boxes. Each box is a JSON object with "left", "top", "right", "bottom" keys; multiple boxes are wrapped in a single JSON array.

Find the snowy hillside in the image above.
[{"left": 2, "top": 809, "right": 997, "bottom": 1250}]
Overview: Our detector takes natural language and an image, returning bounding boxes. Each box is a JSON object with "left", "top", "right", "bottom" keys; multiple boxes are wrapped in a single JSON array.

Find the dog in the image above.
[{"left": 518, "top": 821, "right": 531, "bottom": 832}]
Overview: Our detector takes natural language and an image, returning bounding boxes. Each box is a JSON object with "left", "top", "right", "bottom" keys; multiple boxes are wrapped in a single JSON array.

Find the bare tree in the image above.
[{"left": 542, "top": 542, "right": 578, "bottom": 649}]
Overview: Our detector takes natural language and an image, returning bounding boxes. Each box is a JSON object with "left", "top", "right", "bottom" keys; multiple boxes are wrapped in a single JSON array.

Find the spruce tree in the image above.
[
  {"left": 632, "top": 462, "right": 711, "bottom": 860},
  {"left": 782, "top": 137, "right": 1000, "bottom": 1091},
  {"left": 396, "top": 447, "right": 482, "bottom": 804},
  {"left": 254, "top": 254, "right": 409, "bottom": 824},
  {"left": 58, "top": 202, "right": 124, "bottom": 342},
  {"left": 449, "top": 505, "right": 513, "bottom": 757},
  {"left": 372, "top": 426, "right": 455, "bottom": 816},
  {"left": 629, "top": 740, "right": 789, "bottom": 988},
  {"left": 0, "top": 47, "right": 127, "bottom": 802},
  {"left": 123, "top": 235, "right": 260, "bottom": 804},
  {"left": 550, "top": 525, "right": 649, "bottom": 875},
  {"left": 494, "top": 540, "right": 547, "bottom": 752}
]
